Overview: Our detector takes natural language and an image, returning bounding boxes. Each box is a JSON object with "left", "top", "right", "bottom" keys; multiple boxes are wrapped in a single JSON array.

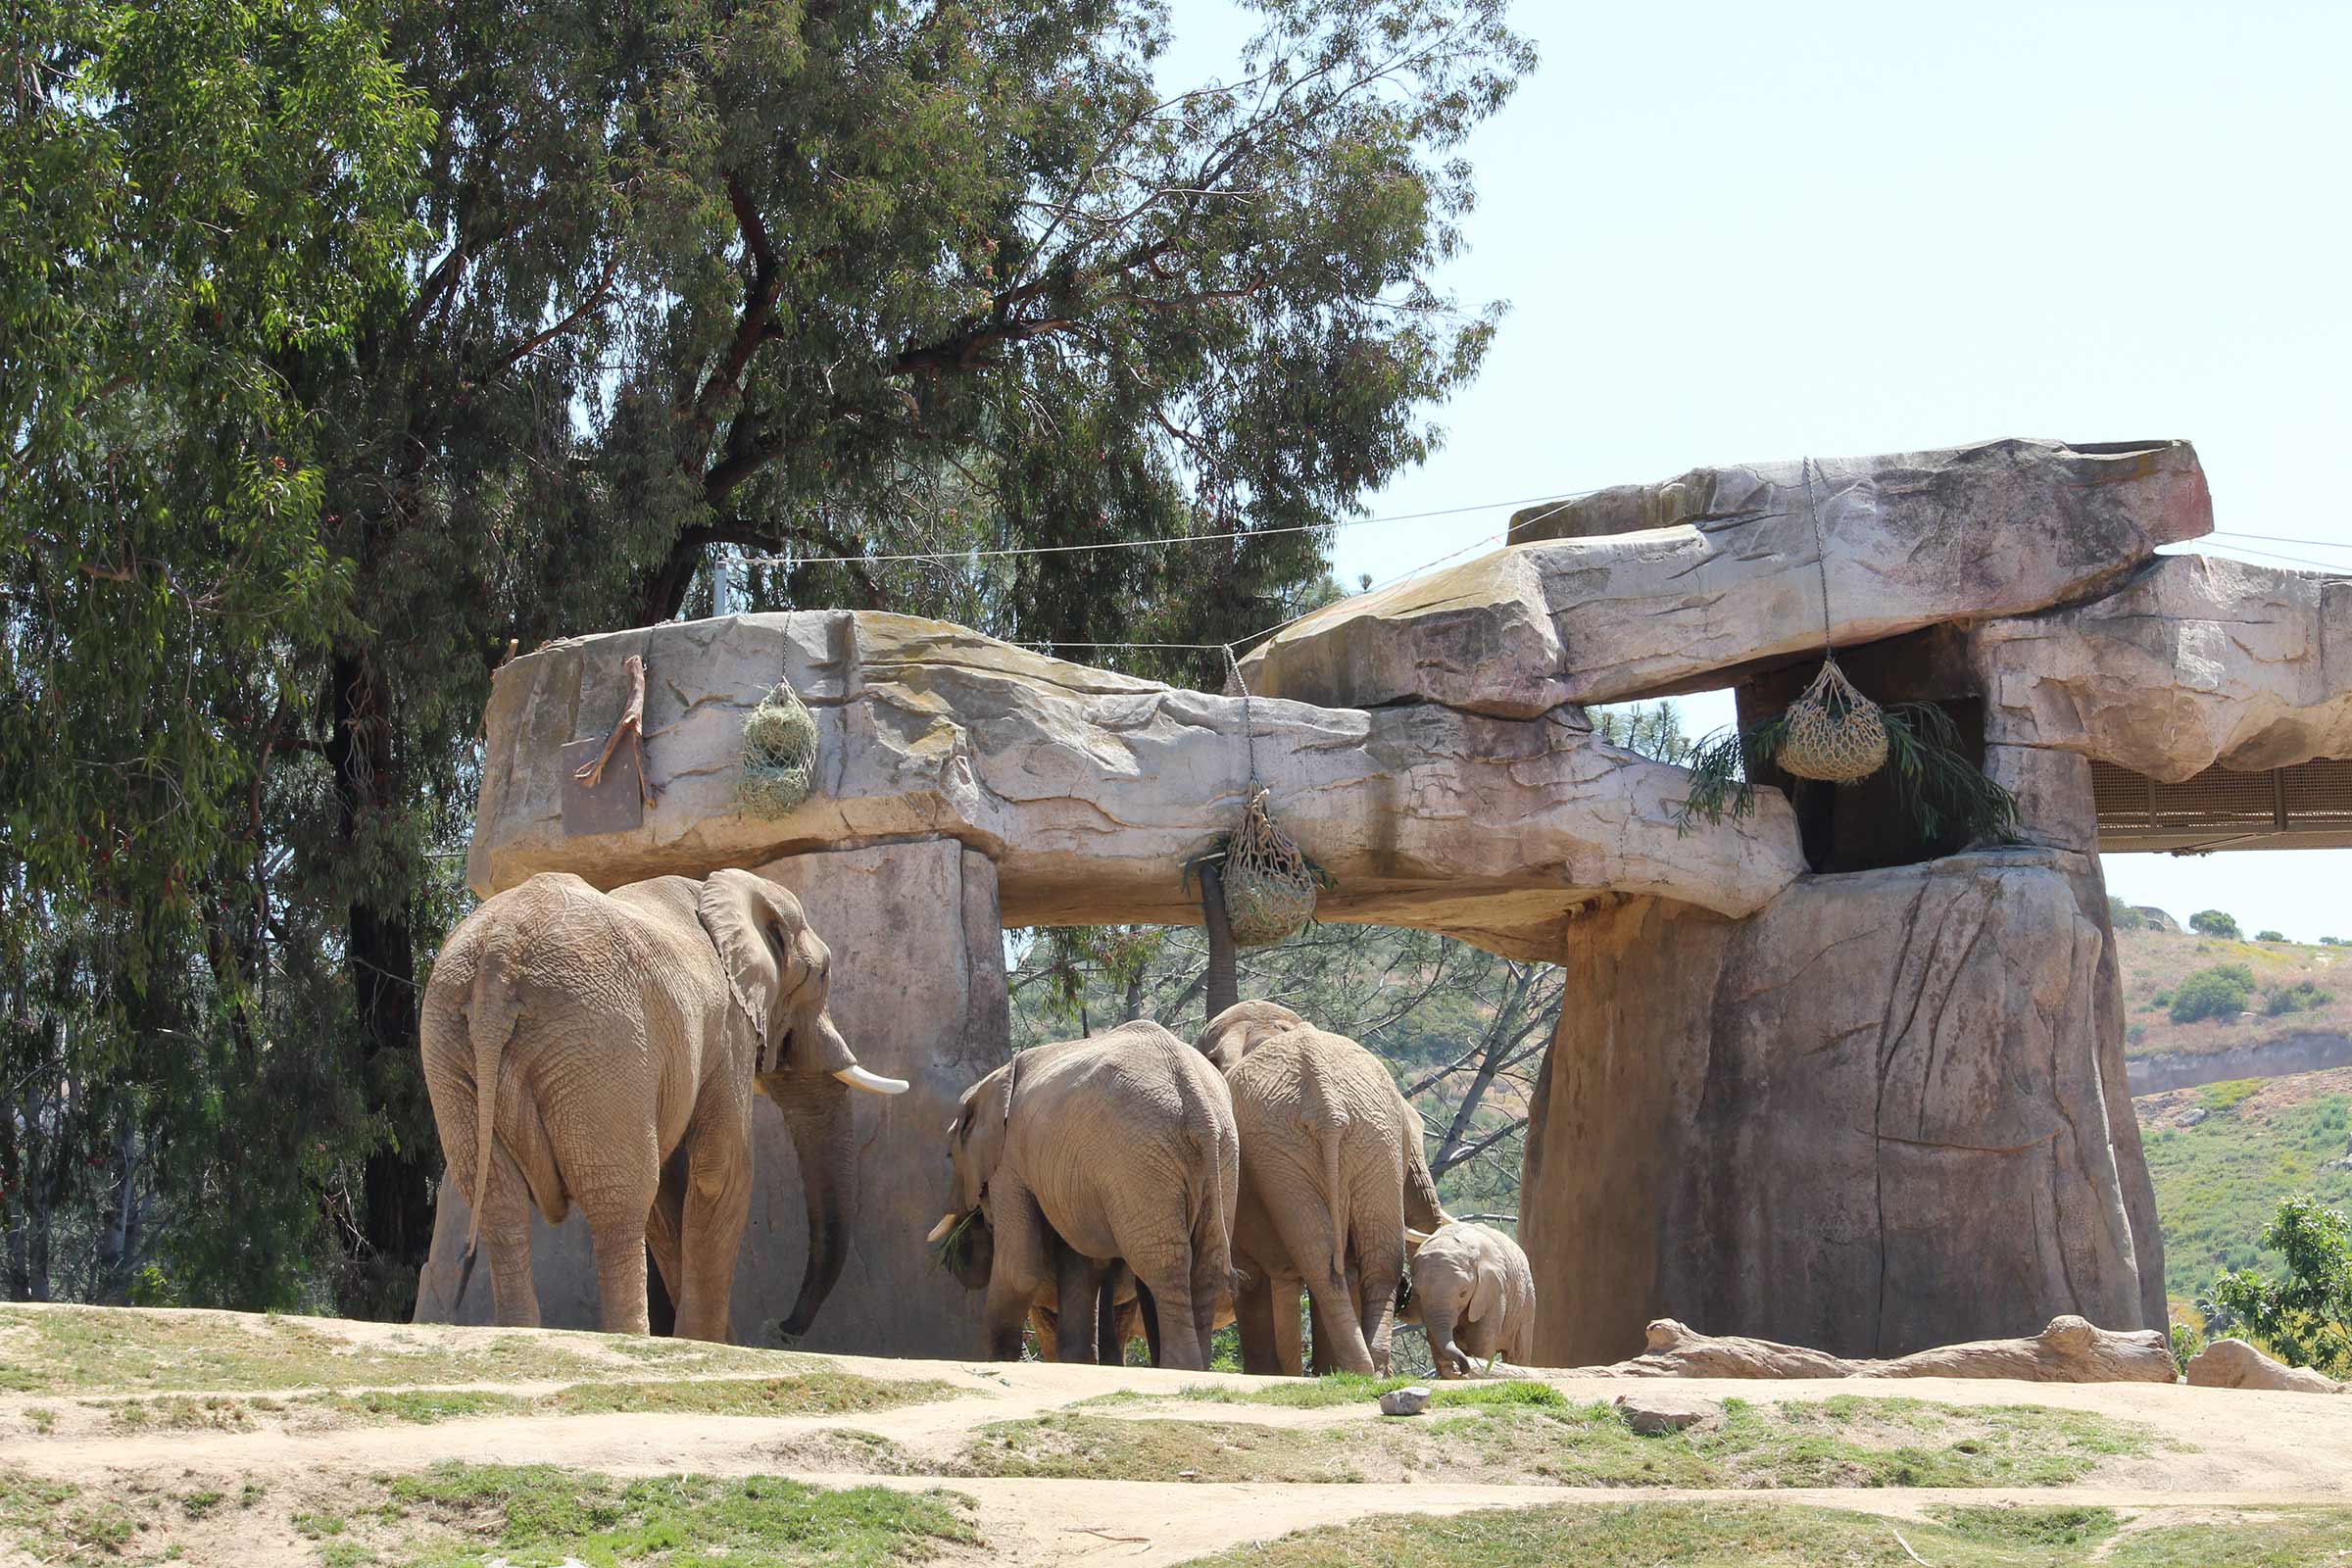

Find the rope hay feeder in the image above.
[
  {"left": 1222, "top": 787, "right": 1323, "bottom": 948},
  {"left": 737, "top": 678, "right": 821, "bottom": 817},
  {"left": 1775, "top": 655, "right": 1888, "bottom": 783}
]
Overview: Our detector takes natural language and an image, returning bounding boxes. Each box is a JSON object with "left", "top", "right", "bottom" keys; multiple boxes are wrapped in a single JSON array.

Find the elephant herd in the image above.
[{"left": 420, "top": 870, "right": 1535, "bottom": 1378}]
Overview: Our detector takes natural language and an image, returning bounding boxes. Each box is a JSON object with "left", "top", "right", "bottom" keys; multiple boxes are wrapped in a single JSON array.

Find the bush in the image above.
[
  {"left": 2257, "top": 929, "right": 2286, "bottom": 943},
  {"left": 2108, "top": 897, "right": 2149, "bottom": 931},
  {"left": 2265, "top": 982, "right": 2334, "bottom": 1017},
  {"left": 2170, "top": 964, "right": 2257, "bottom": 1024},
  {"left": 2149, "top": 991, "right": 2173, "bottom": 1010},
  {"left": 2190, "top": 909, "right": 2242, "bottom": 938},
  {"left": 2325, "top": 937, "right": 2346, "bottom": 948},
  {"left": 2211, "top": 1198, "right": 2352, "bottom": 1378}
]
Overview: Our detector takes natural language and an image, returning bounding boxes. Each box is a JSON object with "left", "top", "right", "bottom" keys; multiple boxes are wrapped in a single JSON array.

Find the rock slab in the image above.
[
  {"left": 2186, "top": 1339, "right": 2347, "bottom": 1395},
  {"left": 1242, "top": 438, "right": 2211, "bottom": 715}
]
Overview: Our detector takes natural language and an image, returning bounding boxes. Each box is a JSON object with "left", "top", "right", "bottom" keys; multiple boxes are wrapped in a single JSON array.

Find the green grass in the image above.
[
  {"left": 387, "top": 1463, "right": 978, "bottom": 1566},
  {"left": 1172, "top": 1500, "right": 2352, "bottom": 1568},
  {"left": 1082, "top": 1374, "right": 1566, "bottom": 1410},
  {"left": 961, "top": 1395, "right": 2164, "bottom": 1489},
  {"left": 0, "top": 1468, "right": 147, "bottom": 1562},
  {"left": 83, "top": 1373, "right": 965, "bottom": 1433},
  {"left": 0, "top": 1304, "right": 808, "bottom": 1396},
  {"left": 2141, "top": 1084, "right": 2352, "bottom": 1299}
]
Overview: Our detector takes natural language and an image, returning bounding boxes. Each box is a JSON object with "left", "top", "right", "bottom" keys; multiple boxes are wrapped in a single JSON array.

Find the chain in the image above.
[
  {"left": 1222, "top": 643, "right": 1260, "bottom": 791},
  {"left": 1801, "top": 456, "right": 1836, "bottom": 654}
]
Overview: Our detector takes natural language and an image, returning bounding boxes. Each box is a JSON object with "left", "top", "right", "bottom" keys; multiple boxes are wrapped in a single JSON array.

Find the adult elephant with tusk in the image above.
[{"left": 420, "top": 868, "right": 906, "bottom": 1341}]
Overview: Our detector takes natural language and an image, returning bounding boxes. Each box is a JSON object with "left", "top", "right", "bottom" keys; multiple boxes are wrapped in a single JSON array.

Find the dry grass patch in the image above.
[{"left": 961, "top": 1395, "right": 2168, "bottom": 1489}]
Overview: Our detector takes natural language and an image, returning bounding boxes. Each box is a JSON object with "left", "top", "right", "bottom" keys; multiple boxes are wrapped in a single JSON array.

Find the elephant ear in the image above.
[
  {"left": 1467, "top": 1254, "right": 1505, "bottom": 1327},
  {"left": 697, "top": 869, "right": 852, "bottom": 1076},
  {"left": 1196, "top": 1000, "right": 1308, "bottom": 1069}
]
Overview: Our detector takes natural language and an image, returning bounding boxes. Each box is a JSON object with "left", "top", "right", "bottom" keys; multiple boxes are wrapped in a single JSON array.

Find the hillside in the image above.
[
  {"left": 2114, "top": 925, "right": 2352, "bottom": 1086},
  {"left": 2134, "top": 1066, "right": 2352, "bottom": 1304}
]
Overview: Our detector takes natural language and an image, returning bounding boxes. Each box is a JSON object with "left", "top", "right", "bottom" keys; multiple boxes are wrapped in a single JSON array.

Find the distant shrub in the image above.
[
  {"left": 2127, "top": 1023, "right": 2147, "bottom": 1046},
  {"left": 2171, "top": 964, "right": 2257, "bottom": 1024},
  {"left": 2257, "top": 929, "right": 2286, "bottom": 943},
  {"left": 2325, "top": 937, "right": 2347, "bottom": 948},
  {"left": 2190, "top": 909, "right": 2242, "bottom": 939},
  {"left": 2108, "top": 897, "right": 2149, "bottom": 931},
  {"left": 2265, "top": 982, "right": 2334, "bottom": 1017},
  {"left": 2169, "top": 1319, "right": 2206, "bottom": 1375},
  {"left": 2212, "top": 1198, "right": 2352, "bottom": 1378},
  {"left": 2149, "top": 991, "right": 2173, "bottom": 1010}
]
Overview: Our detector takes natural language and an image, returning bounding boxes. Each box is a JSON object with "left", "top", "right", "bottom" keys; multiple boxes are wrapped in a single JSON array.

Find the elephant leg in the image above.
[
  {"left": 983, "top": 1185, "right": 1049, "bottom": 1361},
  {"left": 1054, "top": 1248, "right": 1106, "bottom": 1364},
  {"left": 1270, "top": 1275, "right": 1308, "bottom": 1377},
  {"left": 673, "top": 1128, "right": 753, "bottom": 1344},
  {"left": 580, "top": 1184, "right": 657, "bottom": 1336},
  {"left": 1234, "top": 1272, "right": 1280, "bottom": 1376},
  {"left": 1096, "top": 1275, "right": 1123, "bottom": 1366},
  {"left": 1029, "top": 1300, "right": 1057, "bottom": 1362},
  {"left": 1354, "top": 1235, "right": 1403, "bottom": 1379},
  {"left": 1266, "top": 1204, "right": 1374, "bottom": 1375},
  {"left": 478, "top": 1146, "right": 540, "bottom": 1330},
  {"left": 645, "top": 1147, "right": 689, "bottom": 1337},
  {"left": 1132, "top": 1256, "right": 1204, "bottom": 1370},
  {"left": 1307, "top": 1294, "right": 1336, "bottom": 1378}
]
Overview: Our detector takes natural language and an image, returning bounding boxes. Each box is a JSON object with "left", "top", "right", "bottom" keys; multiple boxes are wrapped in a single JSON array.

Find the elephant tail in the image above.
[
  {"left": 462, "top": 936, "right": 526, "bottom": 1262},
  {"left": 1317, "top": 1120, "right": 1348, "bottom": 1285}
]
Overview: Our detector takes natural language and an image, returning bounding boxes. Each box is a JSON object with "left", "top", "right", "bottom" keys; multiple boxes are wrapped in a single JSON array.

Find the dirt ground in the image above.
[{"left": 1, "top": 1307, "right": 2348, "bottom": 1566}]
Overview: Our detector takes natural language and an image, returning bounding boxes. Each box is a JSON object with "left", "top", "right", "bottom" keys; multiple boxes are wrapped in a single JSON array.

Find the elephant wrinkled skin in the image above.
[
  {"left": 1196, "top": 1001, "right": 1448, "bottom": 1376},
  {"left": 1402, "top": 1220, "right": 1538, "bottom": 1377},
  {"left": 419, "top": 869, "right": 907, "bottom": 1340},
  {"left": 928, "top": 1022, "right": 1239, "bottom": 1370}
]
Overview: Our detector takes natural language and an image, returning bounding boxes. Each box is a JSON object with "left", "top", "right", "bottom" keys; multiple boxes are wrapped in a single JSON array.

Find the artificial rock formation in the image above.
[
  {"left": 1521, "top": 850, "right": 2161, "bottom": 1365},
  {"left": 465, "top": 611, "right": 1802, "bottom": 961},
  {"left": 416, "top": 434, "right": 2340, "bottom": 1362},
  {"left": 1564, "top": 1315, "right": 2175, "bottom": 1385},
  {"left": 1239, "top": 438, "right": 2211, "bottom": 716},
  {"left": 1973, "top": 552, "right": 2352, "bottom": 779},
  {"left": 2184, "top": 1339, "right": 2347, "bottom": 1395}
]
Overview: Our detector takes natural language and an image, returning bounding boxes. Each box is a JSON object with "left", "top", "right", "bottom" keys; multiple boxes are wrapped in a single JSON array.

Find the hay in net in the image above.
[
  {"left": 1223, "top": 788, "right": 1320, "bottom": 947},
  {"left": 737, "top": 679, "right": 820, "bottom": 816},
  {"left": 1776, "top": 657, "right": 1887, "bottom": 783}
]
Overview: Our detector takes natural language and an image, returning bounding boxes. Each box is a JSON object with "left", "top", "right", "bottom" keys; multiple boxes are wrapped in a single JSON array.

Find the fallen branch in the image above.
[{"left": 573, "top": 653, "right": 655, "bottom": 808}]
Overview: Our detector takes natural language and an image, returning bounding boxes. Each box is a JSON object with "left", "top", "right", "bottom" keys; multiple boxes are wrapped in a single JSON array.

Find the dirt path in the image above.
[{"left": 2, "top": 1311, "right": 2348, "bottom": 1566}]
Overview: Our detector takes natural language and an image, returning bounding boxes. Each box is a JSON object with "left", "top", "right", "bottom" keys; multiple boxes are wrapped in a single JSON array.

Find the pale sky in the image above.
[{"left": 1171, "top": 0, "right": 2352, "bottom": 941}]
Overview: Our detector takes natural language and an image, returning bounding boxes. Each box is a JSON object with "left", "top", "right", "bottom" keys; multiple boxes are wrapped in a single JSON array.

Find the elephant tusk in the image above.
[
  {"left": 1404, "top": 1227, "right": 1435, "bottom": 1247},
  {"left": 834, "top": 1064, "right": 909, "bottom": 1096},
  {"left": 925, "top": 1211, "right": 960, "bottom": 1246}
]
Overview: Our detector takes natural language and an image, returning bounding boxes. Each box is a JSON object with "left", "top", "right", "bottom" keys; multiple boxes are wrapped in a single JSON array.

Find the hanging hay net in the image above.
[
  {"left": 1776, "top": 656, "right": 1887, "bottom": 783},
  {"left": 737, "top": 679, "right": 820, "bottom": 816},
  {"left": 1222, "top": 788, "right": 1321, "bottom": 947}
]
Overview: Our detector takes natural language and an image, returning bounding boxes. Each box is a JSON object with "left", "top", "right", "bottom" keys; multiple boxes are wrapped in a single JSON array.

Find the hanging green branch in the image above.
[{"left": 1674, "top": 700, "right": 2019, "bottom": 847}]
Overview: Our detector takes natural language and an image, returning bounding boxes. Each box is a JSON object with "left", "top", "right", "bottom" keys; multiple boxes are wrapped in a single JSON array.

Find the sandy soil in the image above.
[{"left": 1, "top": 1309, "right": 2347, "bottom": 1566}]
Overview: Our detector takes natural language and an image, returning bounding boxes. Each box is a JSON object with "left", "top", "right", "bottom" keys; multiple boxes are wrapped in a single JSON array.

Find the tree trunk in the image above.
[
  {"left": 1200, "top": 863, "right": 1239, "bottom": 1020},
  {"left": 329, "top": 651, "right": 434, "bottom": 1316}
]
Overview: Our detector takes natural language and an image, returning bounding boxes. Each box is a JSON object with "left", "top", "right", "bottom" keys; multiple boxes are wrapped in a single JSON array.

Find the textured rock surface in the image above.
[
  {"left": 1613, "top": 1391, "right": 1717, "bottom": 1432},
  {"left": 2186, "top": 1338, "right": 2346, "bottom": 1394},
  {"left": 1559, "top": 1316, "right": 2172, "bottom": 1384},
  {"left": 1241, "top": 438, "right": 2211, "bottom": 715},
  {"left": 415, "top": 839, "right": 1007, "bottom": 1355},
  {"left": 1520, "top": 851, "right": 2163, "bottom": 1366},
  {"left": 1974, "top": 553, "right": 2352, "bottom": 779},
  {"left": 466, "top": 611, "right": 1804, "bottom": 960}
]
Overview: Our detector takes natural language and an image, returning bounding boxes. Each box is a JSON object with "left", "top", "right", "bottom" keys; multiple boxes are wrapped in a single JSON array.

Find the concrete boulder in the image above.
[
  {"left": 2186, "top": 1339, "right": 2346, "bottom": 1395},
  {"left": 1240, "top": 438, "right": 2210, "bottom": 716}
]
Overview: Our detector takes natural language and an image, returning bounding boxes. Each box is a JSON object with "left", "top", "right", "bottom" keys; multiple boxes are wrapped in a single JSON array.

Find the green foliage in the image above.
[
  {"left": 2168, "top": 1319, "right": 2205, "bottom": 1375},
  {"left": 2190, "top": 909, "right": 2242, "bottom": 938},
  {"left": 2109, "top": 897, "right": 2151, "bottom": 931},
  {"left": 2265, "top": 981, "right": 2333, "bottom": 1016},
  {"left": 2168, "top": 964, "right": 2256, "bottom": 1024},
  {"left": 4, "top": 0, "right": 1537, "bottom": 1310},
  {"left": 2210, "top": 1198, "right": 2352, "bottom": 1378},
  {"left": 2257, "top": 929, "right": 2286, "bottom": 943},
  {"left": 2325, "top": 936, "right": 2346, "bottom": 947},
  {"left": 2141, "top": 1088, "right": 2352, "bottom": 1303},
  {"left": 1674, "top": 700, "right": 2019, "bottom": 846}
]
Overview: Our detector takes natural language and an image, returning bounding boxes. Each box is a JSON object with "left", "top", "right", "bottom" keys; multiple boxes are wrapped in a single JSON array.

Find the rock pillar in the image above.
[
  {"left": 1522, "top": 848, "right": 2162, "bottom": 1364},
  {"left": 415, "top": 837, "right": 1009, "bottom": 1354}
]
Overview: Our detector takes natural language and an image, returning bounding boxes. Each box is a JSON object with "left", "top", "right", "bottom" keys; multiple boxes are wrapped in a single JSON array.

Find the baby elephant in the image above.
[{"left": 1401, "top": 1220, "right": 1536, "bottom": 1377}]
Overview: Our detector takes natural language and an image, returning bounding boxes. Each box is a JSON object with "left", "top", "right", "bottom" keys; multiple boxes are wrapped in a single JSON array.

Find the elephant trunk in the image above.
[{"left": 772, "top": 1070, "right": 858, "bottom": 1338}]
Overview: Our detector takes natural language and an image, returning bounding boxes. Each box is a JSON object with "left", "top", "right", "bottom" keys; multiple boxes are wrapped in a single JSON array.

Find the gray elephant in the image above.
[
  {"left": 420, "top": 869, "right": 908, "bottom": 1341},
  {"left": 925, "top": 1021, "right": 1239, "bottom": 1370},
  {"left": 1196, "top": 1001, "right": 1448, "bottom": 1377},
  {"left": 1401, "top": 1220, "right": 1537, "bottom": 1377}
]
